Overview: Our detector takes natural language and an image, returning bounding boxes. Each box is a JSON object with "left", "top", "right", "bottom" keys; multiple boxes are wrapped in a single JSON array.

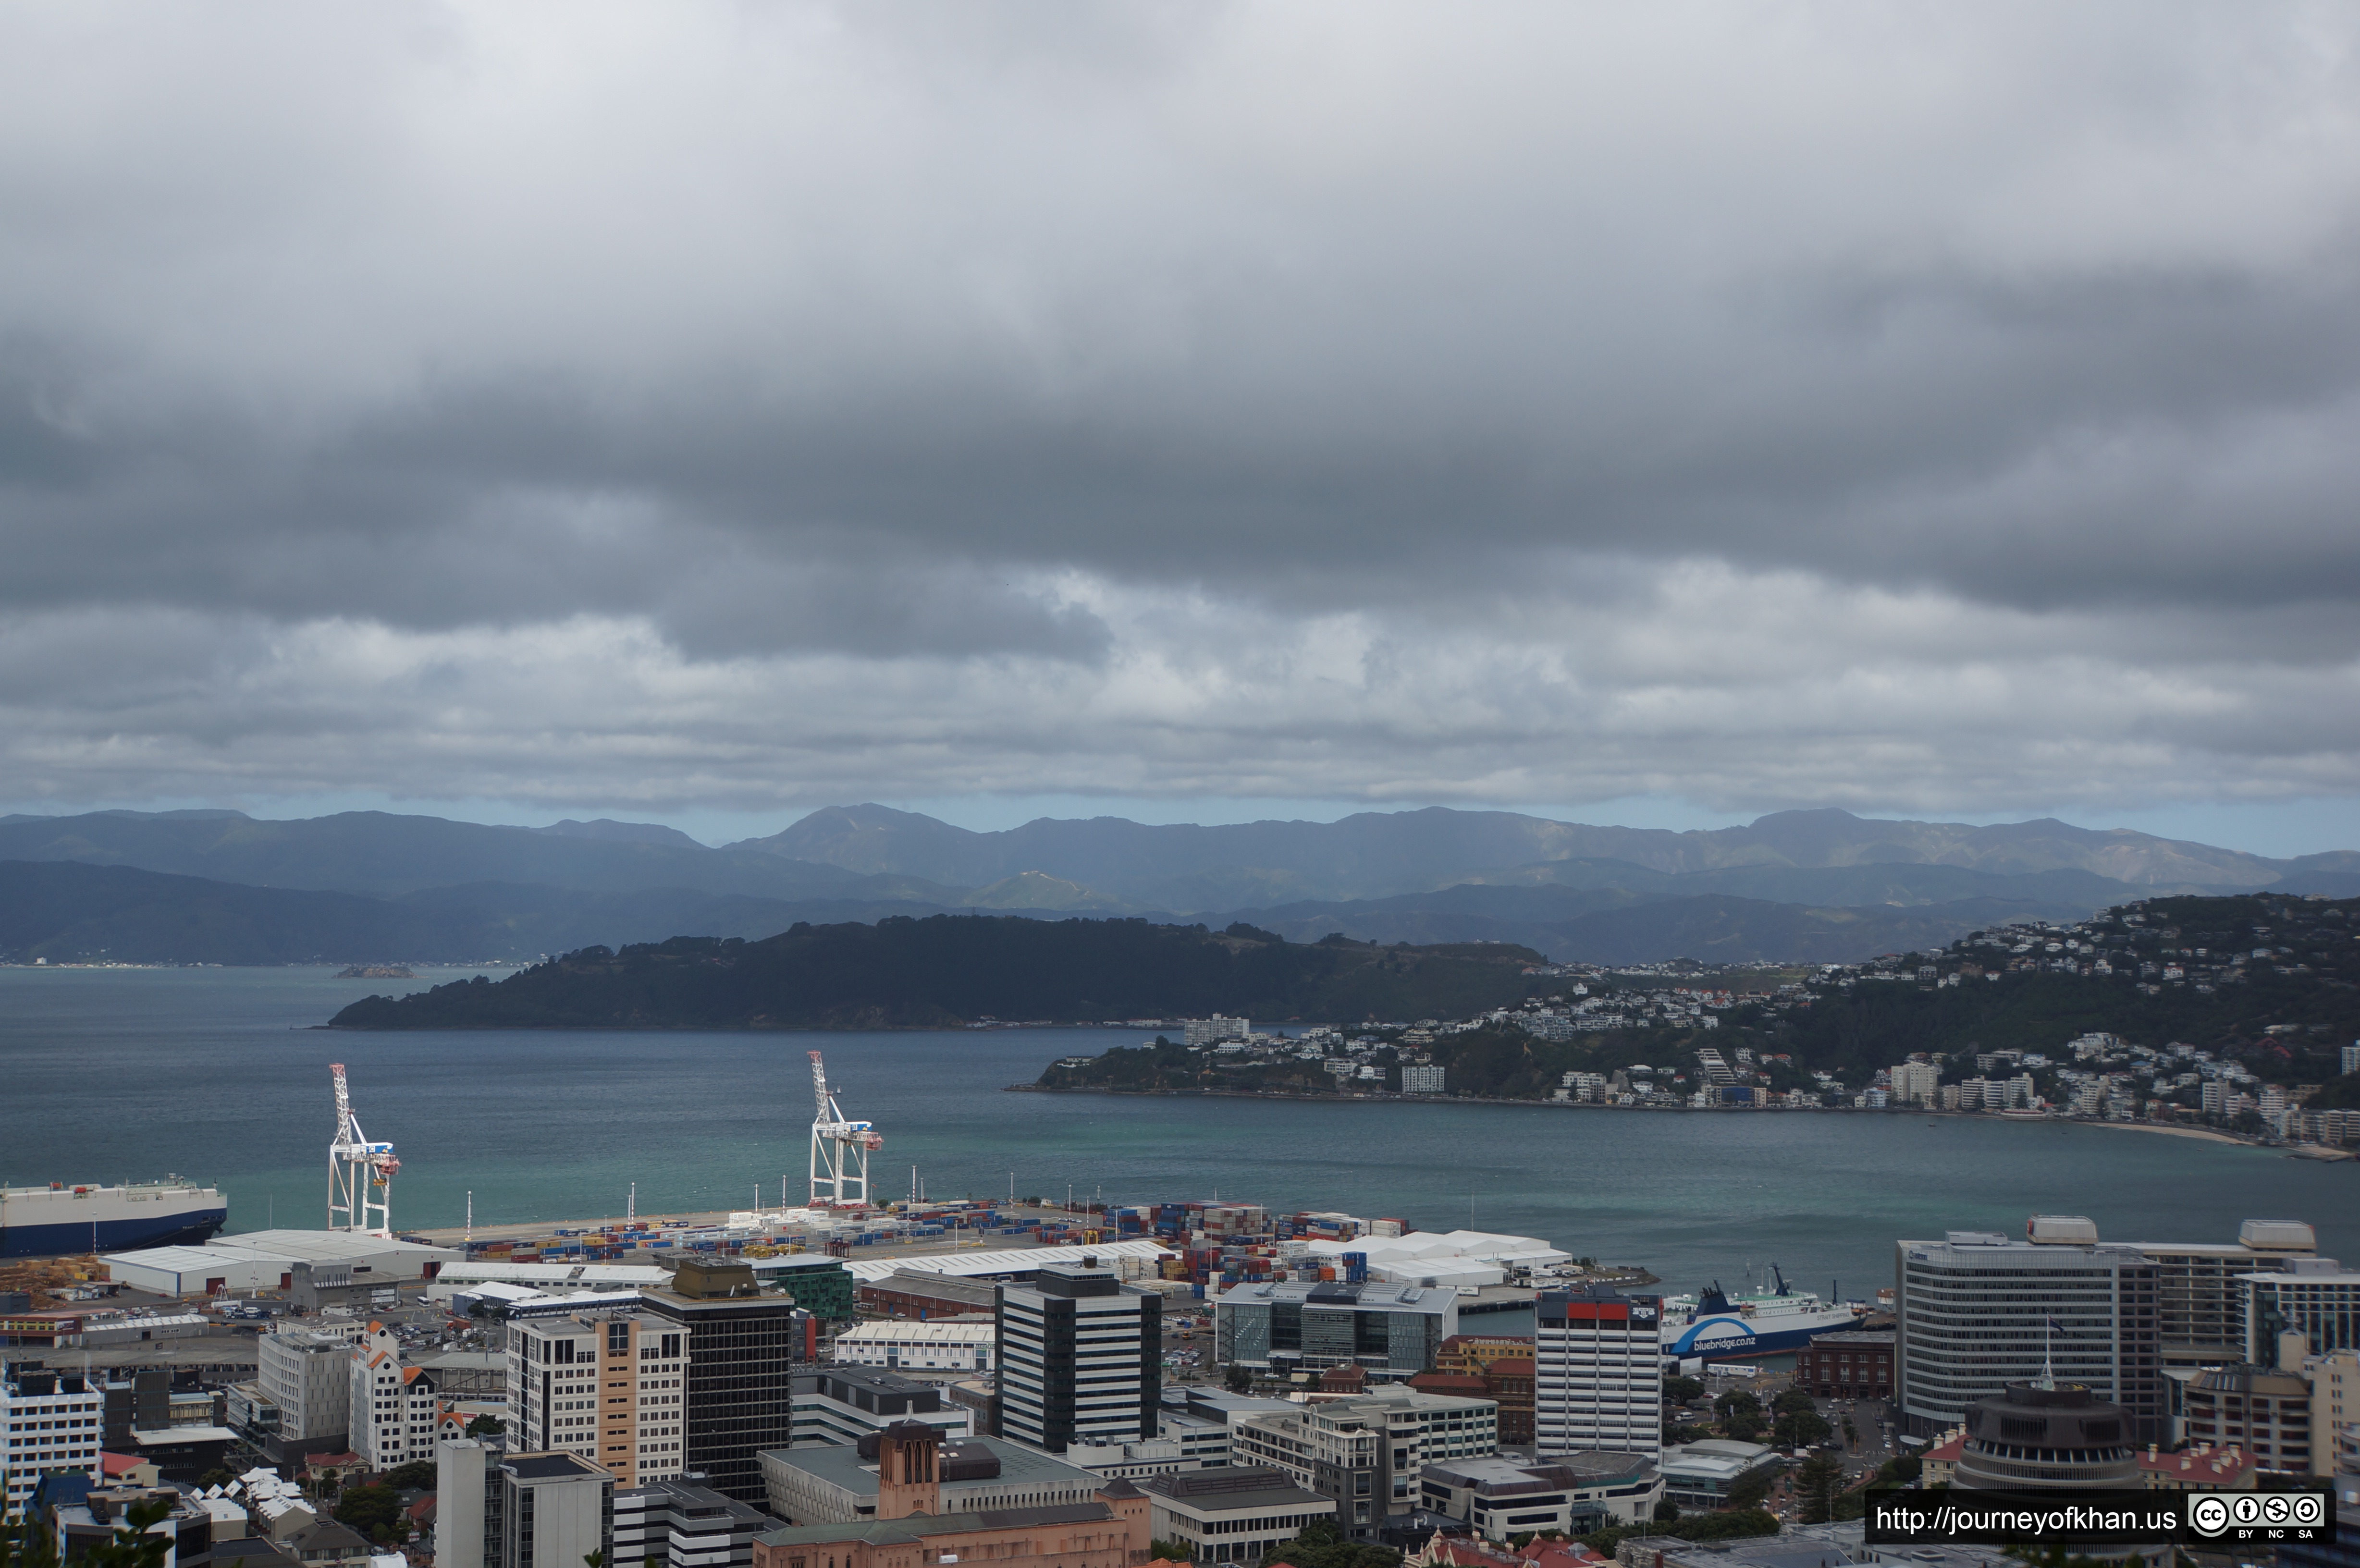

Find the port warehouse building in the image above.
[{"left": 102, "top": 1231, "right": 462, "bottom": 1296}]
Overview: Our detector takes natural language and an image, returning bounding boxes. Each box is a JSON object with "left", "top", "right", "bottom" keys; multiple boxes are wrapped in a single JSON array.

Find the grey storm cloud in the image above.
[{"left": 0, "top": 0, "right": 2357, "bottom": 815}]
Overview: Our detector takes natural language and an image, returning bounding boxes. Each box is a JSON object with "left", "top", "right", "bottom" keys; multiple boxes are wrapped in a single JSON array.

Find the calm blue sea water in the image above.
[{"left": 2, "top": 966, "right": 2352, "bottom": 1298}]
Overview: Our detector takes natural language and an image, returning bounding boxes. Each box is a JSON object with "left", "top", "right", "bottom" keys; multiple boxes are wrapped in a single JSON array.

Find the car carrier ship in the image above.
[{"left": 0, "top": 1181, "right": 228, "bottom": 1258}]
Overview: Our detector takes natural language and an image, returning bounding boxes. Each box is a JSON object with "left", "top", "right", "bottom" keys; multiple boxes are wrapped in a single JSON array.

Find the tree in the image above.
[
  {"left": 465, "top": 1414, "right": 505, "bottom": 1436},
  {"left": 1773, "top": 1408, "right": 1832, "bottom": 1448},
  {"left": 1150, "top": 1543, "right": 1193, "bottom": 1562},
  {"left": 1654, "top": 1500, "right": 1681, "bottom": 1525},
  {"left": 1792, "top": 1455, "right": 1844, "bottom": 1524},
  {"left": 1663, "top": 1375, "right": 1705, "bottom": 1406},
  {"left": 1256, "top": 1518, "right": 1401, "bottom": 1568},
  {"left": 1726, "top": 1471, "right": 1774, "bottom": 1513},
  {"left": 385, "top": 1460, "right": 438, "bottom": 1491},
  {"left": 197, "top": 1469, "right": 237, "bottom": 1490},
  {"left": 1225, "top": 1362, "right": 1253, "bottom": 1394},
  {"left": 333, "top": 1484, "right": 404, "bottom": 1537}
]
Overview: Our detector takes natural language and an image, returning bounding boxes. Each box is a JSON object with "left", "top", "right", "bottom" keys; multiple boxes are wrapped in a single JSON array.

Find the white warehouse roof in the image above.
[
  {"left": 104, "top": 1230, "right": 462, "bottom": 1295},
  {"left": 427, "top": 1261, "right": 671, "bottom": 1291},
  {"left": 1298, "top": 1229, "right": 1569, "bottom": 1285},
  {"left": 834, "top": 1320, "right": 995, "bottom": 1347},
  {"left": 843, "top": 1239, "right": 1173, "bottom": 1283}
]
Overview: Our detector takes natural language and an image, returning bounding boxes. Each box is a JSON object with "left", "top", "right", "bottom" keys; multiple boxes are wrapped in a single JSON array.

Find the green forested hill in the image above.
[{"left": 324, "top": 917, "right": 1547, "bottom": 1029}]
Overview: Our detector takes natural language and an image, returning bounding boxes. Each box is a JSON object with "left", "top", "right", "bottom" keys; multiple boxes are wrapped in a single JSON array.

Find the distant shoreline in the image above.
[
  {"left": 2080, "top": 1121, "right": 2250, "bottom": 1147},
  {"left": 1008, "top": 1083, "right": 2290, "bottom": 1150}
]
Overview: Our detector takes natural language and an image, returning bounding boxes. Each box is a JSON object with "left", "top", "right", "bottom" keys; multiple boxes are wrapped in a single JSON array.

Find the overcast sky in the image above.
[{"left": 4, "top": 2, "right": 2358, "bottom": 852}]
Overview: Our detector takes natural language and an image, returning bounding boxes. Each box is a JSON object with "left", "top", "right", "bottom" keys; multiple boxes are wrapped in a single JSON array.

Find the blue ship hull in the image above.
[
  {"left": 1662, "top": 1313, "right": 1858, "bottom": 1360},
  {"left": 0, "top": 1209, "right": 228, "bottom": 1260}
]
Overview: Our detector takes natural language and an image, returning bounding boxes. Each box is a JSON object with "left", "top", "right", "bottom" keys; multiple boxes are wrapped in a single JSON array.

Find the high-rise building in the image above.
[
  {"left": 1400, "top": 1066, "right": 1446, "bottom": 1096},
  {"left": 437, "top": 1436, "right": 507, "bottom": 1568},
  {"left": 256, "top": 1328, "right": 354, "bottom": 1458},
  {"left": 1890, "top": 1061, "right": 1942, "bottom": 1108},
  {"left": 2242, "top": 1259, "right": 2360, "bottom": 1362},
  {"left": 2134, "top": 1219, "right": 2317, "bottom": 1370},
  {"left": 1895, "top": 1231, "right": 2162, "bottom": 1443},
  {"left": 507, "top": 1310, "right": 688, "bottom": 1490},
  {"left": 352, "top": 1323, "right": 442, "bottom": 1470},
  {"left": 641, "top": 1259, "right": 807, "bottom": 1503},
  {"left": 0, "top": 1365, "right": 103, "bottom": 1521},
  {"left": 2343, "top": 1041, "right": 2360, "bottom": 1078},
  {"left": 1534, "top": 1285, "right": 1662, "bottom": 1459},
  {"left": 996, "top": 1262, "right": 1160, "bottom": 1453},
  {"left": 498, "top": 1453, "right": 614, "bottom": 1568}
]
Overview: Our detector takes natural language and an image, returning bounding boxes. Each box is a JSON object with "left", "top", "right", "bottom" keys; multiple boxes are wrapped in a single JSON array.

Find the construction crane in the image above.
[
  {"left": 328, "top": 1063, "right": 399, "bottom": 1237},
  {"left": 807, "top": 1050, "right": 882, "bottom": 1209}
]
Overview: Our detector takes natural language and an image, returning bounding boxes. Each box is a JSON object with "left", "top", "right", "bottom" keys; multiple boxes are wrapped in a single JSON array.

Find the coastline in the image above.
[
  {"left": 1008, "top": 1083, "right": 2295, "bottom": 1153},
  {"left": 2080, "top": 1121, "right": 2252, "bottom": 1147}
]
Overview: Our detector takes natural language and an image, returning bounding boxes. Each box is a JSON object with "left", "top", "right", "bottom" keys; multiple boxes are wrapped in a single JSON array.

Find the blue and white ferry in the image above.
[{"left": 1659, "top": 1265, "right": 1866, "bottom": 1364}]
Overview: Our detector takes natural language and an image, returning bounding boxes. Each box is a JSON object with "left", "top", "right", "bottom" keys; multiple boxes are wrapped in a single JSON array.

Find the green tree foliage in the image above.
[
  {"left": 1149, "top": 1543, "right": 1193, "bottom": 1562},
  {"left": 384, "top": 1460, "right": 438, "bottom": 1491},
  {"left": 1225, "top": 1362, "right": 1253, "bottom": 1394},
  {"left": 1726, "top": 1472, "right": 1775, "bottom": 1513},
  {"left": 329, "top": 919, "right": 1544, "bottom": 1032},
  {"left": 1792, "top": 1455, "right": 1844, "bottom": 1524},
  {"left": 1255, "top": 1519, "right": 1402, "bottom": 1568},
  {"left": 1663, "top": 1375, "right": 1706, "bottom": 1406},
  {"left": 1774, "top": 1408, "right": 1832, "bottom": 1447},
  {"left": 1678, "top": 1511, "right": 1781, "bottom": 1544},
  {"left": 333, "top": 1484, "right": 405, "bottom": 1536},
  {"left": 465, "top": 1414, "right": 505, "bottom": 1436},
  {"left": 1655, "top": 1501, "right": 1681, "bottom": 1525}
]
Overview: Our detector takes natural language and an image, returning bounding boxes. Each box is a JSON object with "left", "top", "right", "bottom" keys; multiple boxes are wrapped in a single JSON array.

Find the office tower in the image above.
[
  {"left": 2243, "top": 1257, "right": 2360, "bottom": 1362},
  {"left": 1895, "top": 1230, "right": 2161, "bottom": 1443},
  {"left": 997, "top": 1261, "right": 1161, "bottom": 1452},
  {"left": 499, "top": 1453, "right": 614, "bottom": 1568},
  {"left": 641, "top": 1259, "right": 805, "bottom": 1503},
  {"left": 1534, "top": 1284, "right": 1663, "bottom": 1459},
  {"left": 2136, "top": 1219, "right": 2317, "bottom": 1370},
  {"left": 0, "top": 1365, "right": 103, "bottom": 1520},
  {"left": 508, "top": 1311, "right": 688, "bottom": 1489},
  {"left": 257, "top": 1328, "right": 355, "bottom": 1459}
]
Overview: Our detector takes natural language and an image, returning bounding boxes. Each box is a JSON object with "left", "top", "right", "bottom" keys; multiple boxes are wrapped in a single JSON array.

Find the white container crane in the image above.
[
  {"left": 328, "top": 1063, "right": 399, "bottom": 1237},
  {"left": 807, "top": 1050, "right": 882, "bottom": 1209}
]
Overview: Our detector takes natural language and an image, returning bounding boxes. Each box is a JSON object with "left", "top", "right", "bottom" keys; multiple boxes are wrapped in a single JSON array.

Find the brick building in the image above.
[
  {"left": 1431, "top": 1337, "right": 1536, "bottom": 1446},
  {"left": 1796, "top": 1331, "right": 1893, "bottom": 1399}
]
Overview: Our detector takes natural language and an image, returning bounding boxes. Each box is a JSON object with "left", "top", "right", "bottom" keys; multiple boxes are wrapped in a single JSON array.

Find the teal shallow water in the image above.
[{"left": 1, "top": 966, "right": 2350, "bottom": 1298}]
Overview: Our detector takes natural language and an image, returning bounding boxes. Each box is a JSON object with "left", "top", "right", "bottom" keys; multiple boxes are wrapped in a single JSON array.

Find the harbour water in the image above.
[{"left": 2, "top": 965, "right": 2351, "bottom": 1298}]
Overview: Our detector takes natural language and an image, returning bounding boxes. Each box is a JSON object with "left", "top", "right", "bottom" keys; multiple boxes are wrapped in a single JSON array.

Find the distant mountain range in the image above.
[{"left": 0, "top": 802, "right": 2354, "bottom": 968}]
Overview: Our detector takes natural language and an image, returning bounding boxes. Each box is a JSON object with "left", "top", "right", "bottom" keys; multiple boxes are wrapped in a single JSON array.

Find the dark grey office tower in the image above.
[{"left": 642, "top": 1259, "right": 805, "bottom": 1504}]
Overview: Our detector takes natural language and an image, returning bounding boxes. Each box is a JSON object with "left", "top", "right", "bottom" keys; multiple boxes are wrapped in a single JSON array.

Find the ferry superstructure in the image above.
[
  {"left": 1658, "top": 1265, "right": 1866, "bottom": 1361},
  {"left": 0, "top": 1181, "right": 227, "bottom": 1259}
]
